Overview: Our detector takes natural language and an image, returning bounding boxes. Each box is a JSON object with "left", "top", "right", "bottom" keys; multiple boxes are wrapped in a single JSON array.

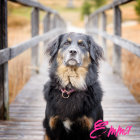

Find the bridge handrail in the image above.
[
  {"left": 86, "top": 0, "right": 140, "bottom": 76},
  {"left": 89, "top": 0, "right": 135, "bottom": 19},
  {"left": 0, "top": 0, "right": 66, "bottom": 120},
  {"left": 9, "top": 0, "right": 57, "bottom": 14},
  {"left": 0, "top": 29, "right": 64, "bottom": 65}
]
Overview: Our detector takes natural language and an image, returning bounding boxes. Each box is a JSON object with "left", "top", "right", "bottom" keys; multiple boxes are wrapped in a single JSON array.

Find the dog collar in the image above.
[{"left": 60, "top": 88, "right": 75, "bottom": 98}]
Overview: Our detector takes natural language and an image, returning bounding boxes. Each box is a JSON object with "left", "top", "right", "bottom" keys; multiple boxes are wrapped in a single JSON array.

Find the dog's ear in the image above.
[
  {"left": 87, "top": 35, "right": 103, "bottom": 65},
  {"left": 46, "top": 34, "right": 64, "bottom": 63}
]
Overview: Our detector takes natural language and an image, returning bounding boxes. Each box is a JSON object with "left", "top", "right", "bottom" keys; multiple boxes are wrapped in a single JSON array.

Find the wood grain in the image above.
[{"left": 0, "top": 0, "right": 9, "bottom": 120}]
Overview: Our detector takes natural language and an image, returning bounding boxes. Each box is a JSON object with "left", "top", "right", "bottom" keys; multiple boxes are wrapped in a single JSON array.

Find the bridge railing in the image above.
[
  {"left": 86, "top": 0, "right": 140, "bottom": 75},
  {"left": 0, "top": 0, "right": 66, "bottom": 120}
]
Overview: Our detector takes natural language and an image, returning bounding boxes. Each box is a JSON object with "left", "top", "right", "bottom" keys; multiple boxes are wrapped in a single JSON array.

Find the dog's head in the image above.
[
  {"left": 47, "top": 32, "right": 103, "bottom": 66},
  {"left": 47, "top": 32, "right": 103, "bottom": 89}
]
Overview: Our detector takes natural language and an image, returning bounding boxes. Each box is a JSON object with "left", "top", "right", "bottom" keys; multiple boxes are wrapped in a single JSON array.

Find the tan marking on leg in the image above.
[
  {"left": 44, "top": 134, "right": 51, "bottom": 140},
  {"left": 49, "top": 116, "right": 59, "bottom": 129},
  {"left": 78, "top": 116, "right": 93, "bottom": 130}
]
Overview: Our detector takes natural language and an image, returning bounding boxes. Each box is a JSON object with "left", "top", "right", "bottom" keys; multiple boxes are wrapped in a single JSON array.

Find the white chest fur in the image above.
[{"left": 63, "top": 119, "right": 73, "bottom": 131}]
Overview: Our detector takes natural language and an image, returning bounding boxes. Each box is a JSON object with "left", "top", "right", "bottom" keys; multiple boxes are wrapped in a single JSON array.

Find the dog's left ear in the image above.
[
  {"left": 87, "top": 35, "right": 103, "bottom": 65},
  {"left": 46, "top": 34, "right": 64, "bottom": 63}
]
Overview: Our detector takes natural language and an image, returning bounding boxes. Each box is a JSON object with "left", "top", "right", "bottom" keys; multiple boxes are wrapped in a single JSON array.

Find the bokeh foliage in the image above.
[
  {"left": 135, "top": 0, "right": 140, "bottom": 19},
  {"left": 81, "top": 0, "right": 107, "bottom": 18}
]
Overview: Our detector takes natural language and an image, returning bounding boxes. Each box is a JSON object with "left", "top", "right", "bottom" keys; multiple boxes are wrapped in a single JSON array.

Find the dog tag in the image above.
[{"left": 62, "top": 92, "right": 70, "bottom": 98}]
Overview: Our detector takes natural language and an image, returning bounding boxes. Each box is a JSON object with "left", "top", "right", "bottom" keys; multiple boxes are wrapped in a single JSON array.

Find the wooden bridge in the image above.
[{"left": 0, "top": 0, "right": 140, "bottom": 140}]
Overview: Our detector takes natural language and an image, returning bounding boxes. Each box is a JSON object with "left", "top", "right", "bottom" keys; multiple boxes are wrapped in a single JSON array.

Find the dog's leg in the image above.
[
  {"left": 44, "top": 134, "right": 51, "bottom": 140},
  {"left": 77, "top": 116, "right": 93, "bottom": 130},
  {"left": 49, "top": 116, "right": 59, "bottom": 130}
]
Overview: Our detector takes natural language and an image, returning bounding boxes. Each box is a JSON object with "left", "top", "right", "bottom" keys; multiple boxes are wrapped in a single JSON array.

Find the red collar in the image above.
[{"left": 60, "top": 88, "right": 75, "bottom": 98}]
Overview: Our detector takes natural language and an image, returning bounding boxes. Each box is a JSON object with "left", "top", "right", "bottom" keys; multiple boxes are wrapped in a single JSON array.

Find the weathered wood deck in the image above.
[{"left": 0, "top": 61, "right": 140, "bottom": 140}]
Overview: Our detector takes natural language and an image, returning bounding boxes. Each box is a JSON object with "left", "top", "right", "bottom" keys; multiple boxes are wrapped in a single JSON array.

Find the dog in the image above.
[{"left": 43, "top": 32, "right": 117, "bottom": 140}]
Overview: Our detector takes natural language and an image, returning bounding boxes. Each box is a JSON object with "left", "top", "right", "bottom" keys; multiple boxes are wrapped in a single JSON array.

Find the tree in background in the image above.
[
  {"left": 81, "top": 1, "right": 92, "bottom": 19},
  {"left": 135, "top": 0, "right": 140, "bottom": 20},
  {"left": 81, "top": 0, "right": 107, "bottom": 18},
  {"left": 92, "top": 0, "right": 107, "bottom": 9}
]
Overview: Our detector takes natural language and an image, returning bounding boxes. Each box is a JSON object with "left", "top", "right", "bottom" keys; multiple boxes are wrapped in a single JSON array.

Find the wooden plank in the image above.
[
  {"left": 112, "top": 5, "right": 122, "bottom": 75},
  {"left": 0, "top": 28, "right": 65, "bottom": 65},
  {"left": 31, "top": 8, "right": 39, "bottom": 74},
  {"left": 0, "top": 0, "right": 9, "bottom": 120},
  {"left": 0, "top": 121, "right": 42, "bottom": 126},
  {"left": 101, "top": 12, "right": 107, "bottom": 58},
  {"left": 0, "top": 135, "right": 44, "bottom": 140},
  {"left": 9, "top": 0, "right": 57, "bottom": 14},
  {"left": 0, "top": 129, "right": 44, "bottom": 135},
  {"left": 89, "top": 0, "right": 135, "bottom": 19},
  {"left": 118, "top": 136, "right": 140, "bottom": 140},
  {"left": 87, "top": 29, "right": 140, "bottom": 57}
]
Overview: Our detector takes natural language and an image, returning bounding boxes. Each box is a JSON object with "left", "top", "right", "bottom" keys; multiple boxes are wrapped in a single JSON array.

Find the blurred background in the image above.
[{"left": 8, "top": 0, "right": 140, "bottom": 103}]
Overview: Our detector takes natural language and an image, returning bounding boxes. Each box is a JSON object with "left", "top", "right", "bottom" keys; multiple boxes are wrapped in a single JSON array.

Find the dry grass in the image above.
[
  {"left": 122, "top": 24, "right": 140, "bottom": 103},
  {"left": 9, "top": 51, "right": 31, "bottom": 103},
  {"left": 105, "top": 2, "right": 140, "bottom": 103},
  {"left": 8, "top": 2, "right": 32, "bottom": 103},
  {"left": 8, "top": 25, "right": 31, "bottom": 103}
]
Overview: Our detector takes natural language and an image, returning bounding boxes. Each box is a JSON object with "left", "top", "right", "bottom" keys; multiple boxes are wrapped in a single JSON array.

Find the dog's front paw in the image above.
[
  {"left": 49, "top": 116, "right": 59, "bottom": 130},
  {"left": 77, "top": 116, "right": 93, "bottom": 130},
  {"left": 44, "top": 134, "right": 51, "bottom": 140}
]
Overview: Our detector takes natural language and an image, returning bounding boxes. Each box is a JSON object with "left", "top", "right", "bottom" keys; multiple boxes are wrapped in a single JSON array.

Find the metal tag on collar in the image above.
[
  {"left": 61, "top": 89, "right": 70, "bottom": 98},
  {"left": 62, "top": 92, "right": 70, "bottom": 98}
]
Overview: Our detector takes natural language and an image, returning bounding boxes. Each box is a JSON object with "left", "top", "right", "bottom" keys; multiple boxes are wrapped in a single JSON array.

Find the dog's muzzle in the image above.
[
  {"left": 64, "top": 49, "right": 81, "bottom": 66},
  {"left": 66, "top": 58, "right": 78, "bottom": 66}
]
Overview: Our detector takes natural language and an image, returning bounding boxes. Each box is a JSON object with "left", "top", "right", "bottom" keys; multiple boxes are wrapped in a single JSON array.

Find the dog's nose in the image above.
[{"left": 69, "top": 50, "right": 77, "bottom": 55}]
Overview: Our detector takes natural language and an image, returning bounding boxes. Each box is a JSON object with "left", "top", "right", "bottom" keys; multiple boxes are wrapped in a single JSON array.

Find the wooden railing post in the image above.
[
  {"left": 93, "top": 15, "right": 98, "bottom": 41},
  {"left": 0, "top": 0, "right": 9, "bottom": 120},
  {"left": 56, "top": 16, "right": 60, "bottom": 28},
  {"left": 113, "top": 5, "right": 122, "bottom": 75},
  {"left": 43, "top": 12, "right": 51, "bottom": 33},
  {"left": 31, "top": 8, "right": 39, "bottom": 74},
  {"left": 43, "top": 12, "right": 51, "bottom": 47},
  {"left": 52, "top": 14, "right": 57, "bottom": 29},
  {"left": 101, "top": 12, "right": 107, "bottom": 59}
]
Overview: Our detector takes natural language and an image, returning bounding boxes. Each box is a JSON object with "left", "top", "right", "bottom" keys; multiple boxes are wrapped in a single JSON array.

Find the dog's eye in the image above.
[
  {"left": 64, "top": 41, "right": 71, "bottom": 46},
  {"left": 78, "top": 42, "right": 85, "bottom": 47}
]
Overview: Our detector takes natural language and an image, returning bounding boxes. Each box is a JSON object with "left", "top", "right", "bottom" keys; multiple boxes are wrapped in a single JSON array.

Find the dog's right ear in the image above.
[
  {"left": 46, "top": 34, "right": 64, "bottom": 63},
  {"left": 87, "top": 35, "right": 103, "bottom": 66}
]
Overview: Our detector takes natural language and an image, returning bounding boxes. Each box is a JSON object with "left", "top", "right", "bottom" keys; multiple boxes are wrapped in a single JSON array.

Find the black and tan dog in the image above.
[{"left": 43, "top": 32, "right": 117, "bottom": 140}]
